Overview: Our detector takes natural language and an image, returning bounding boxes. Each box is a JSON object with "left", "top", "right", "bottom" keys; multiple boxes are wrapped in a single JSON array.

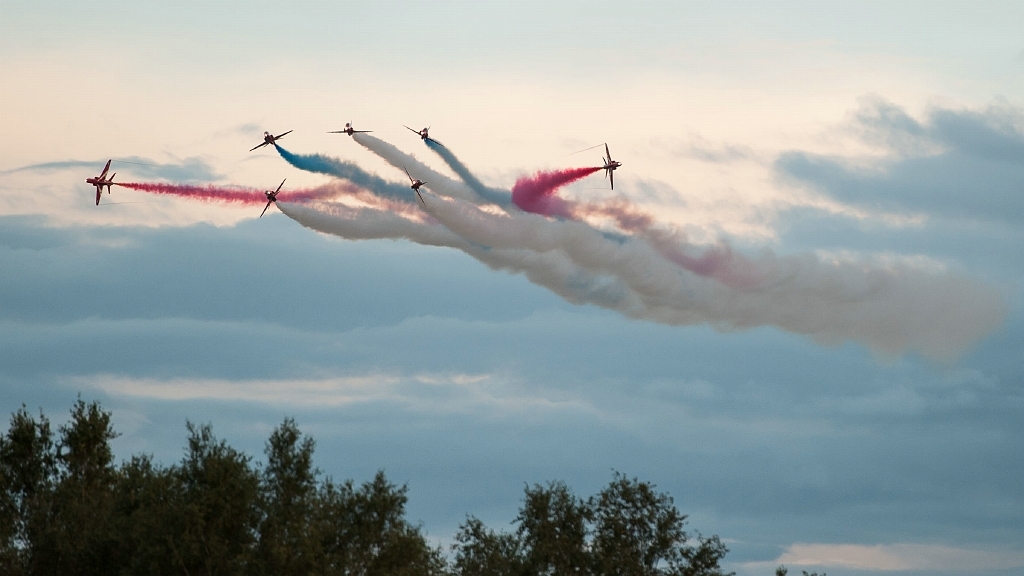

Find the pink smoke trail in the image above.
[
  {"left": 116, "top": 182, "right": 355, "bottom": 206},
  {"left": 574, "top": 198, "right": 766, "bottom": 289},
  {"left": 510, "top": 167, "right": 601, "bottom": 217},
  {"left": 511, "top": 172, "right": 764, "bottom": 288}
]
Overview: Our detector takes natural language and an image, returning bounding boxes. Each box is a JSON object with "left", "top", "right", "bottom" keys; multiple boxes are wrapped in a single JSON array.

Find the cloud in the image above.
[
  {"left": 754, "top": 542, "right": 1024, "bottom": 572},
  {"left": 812, "top": 368, "right": 1000, "bottom": 417},
  {"left": 2, "top": 156, "right": 222, "bottom": 182},
  {"left": 653, "top": 134, "right": 756, "bottom": 163},
  {"left": 275, "top": 133, "right": 1006, "bottom": 361},
  {"left": 72, "top": 372, "right": 599, "bottom": 418},
  {"left": 777, "top": 98, "right": 1024, "bottom": 226}
]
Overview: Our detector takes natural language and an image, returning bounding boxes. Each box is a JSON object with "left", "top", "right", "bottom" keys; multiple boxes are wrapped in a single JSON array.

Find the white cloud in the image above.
[
  {"left": 748, "top": 542, "right": 1024, "bottom": 572},
  {"left": 72, "top": 372, "right": 599, "bottom": 418}
]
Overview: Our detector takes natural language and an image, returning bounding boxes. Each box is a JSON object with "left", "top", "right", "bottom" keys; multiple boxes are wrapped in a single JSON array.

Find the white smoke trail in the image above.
[
  {"left": 286, "top": 136, "right": 1005, "bottom": 361},
  {"left": 351, "top": 134, "right": 485, "bottom": 204},
  {"left": 415, "top": 192, "right": 1005, "bottom": 361},
  {"left": 278, "top": 201, "right": 649, "bottom": 315}
]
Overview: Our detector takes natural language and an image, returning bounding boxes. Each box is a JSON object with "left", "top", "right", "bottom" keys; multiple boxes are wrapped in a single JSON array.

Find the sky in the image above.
[{"left": 2, "top": 2, "right": 1023, "bottom": 574}]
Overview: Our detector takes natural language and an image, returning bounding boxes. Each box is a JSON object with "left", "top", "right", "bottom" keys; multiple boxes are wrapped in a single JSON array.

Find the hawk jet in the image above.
[
  {"left": 250, "top": 130, "right": 293, "bottom": 151},
  {"left": 86, "top": 159, "right": 116, "bottom": 205}
]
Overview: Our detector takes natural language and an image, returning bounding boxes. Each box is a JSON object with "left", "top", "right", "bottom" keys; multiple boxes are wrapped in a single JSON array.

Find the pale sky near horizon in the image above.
[{"left": 2, "top": 2, "right": 1023, "bottom": 575}]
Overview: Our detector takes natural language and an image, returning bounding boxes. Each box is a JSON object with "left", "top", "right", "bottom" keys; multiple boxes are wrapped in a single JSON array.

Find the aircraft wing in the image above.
[
  {"left": 250, "top": 142, "right": 268, "bottom": 152},
  {"left": 609, "top": 170, "right": 614, "bottom": 190},
  {"left": 274, "top": 130, "right": 292, "bottom": 140},
  {"left": 425, "top": 137, "right": 445, "bottom": 148},
  {"left": 98, "top": 159, "right": 111, "bottom": 179},
  {"left": 260, "top": 200, "right": 273, "bottom": 218},
  {"left": 95, "top": 187, "right": 102, "bottom": 206}
]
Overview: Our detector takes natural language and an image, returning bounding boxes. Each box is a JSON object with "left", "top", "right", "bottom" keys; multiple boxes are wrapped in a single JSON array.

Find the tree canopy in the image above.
[
  {"left": 453, "top": 474, "right": 731, "bottom": 576},
  {"left": 1, "top": 400, "right": 734, "bottom": 576}
]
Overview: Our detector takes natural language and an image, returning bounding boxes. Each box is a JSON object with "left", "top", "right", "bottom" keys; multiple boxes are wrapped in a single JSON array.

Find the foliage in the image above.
[
  {"left": 452, "top": 472, "right": 732, "bottom": 576},
  {"left": 0, "top": 402, "right": 440, "bottom": 576},
  {"left": 2, "top": 401, "right": 732, "bottom": 576}
]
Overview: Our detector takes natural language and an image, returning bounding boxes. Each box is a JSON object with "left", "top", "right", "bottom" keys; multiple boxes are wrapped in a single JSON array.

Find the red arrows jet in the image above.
[
  {"left": 404, "top": 167, "right": 426, "bottom": 205},
  {"left": 260, "top": 179, "right": 286, "bottom": 218},
  {"left": 250, "top": 130, "right": 292, "bottom": 151},
  {"left": 329, "top": 122, "right": 372, "bottom": 136},
  {"left": 86, "top": 159, "right": 116, "bottom": 205},
  {"left": 403, "top": 125, "right": 443, "bottom": 147},
  {"left": 600, "top": 143, "right": 622, "bottom": 190}
]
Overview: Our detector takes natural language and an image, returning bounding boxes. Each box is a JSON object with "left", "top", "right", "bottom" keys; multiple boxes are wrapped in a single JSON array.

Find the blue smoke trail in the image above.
[
  {"left": 424, "top": 139, "right": 512, "bottom": 208},
  {"left": 274, "top": 145, "right": 415, "bottom": 205}
]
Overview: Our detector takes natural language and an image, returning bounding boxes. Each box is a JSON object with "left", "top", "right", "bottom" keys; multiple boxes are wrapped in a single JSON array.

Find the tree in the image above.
[
  {"left": 113, "top": 454, "right": 185, "bottom": 576},
  {"left": 36, "top": 399, "right": 120, "bottom": 576},
  {"left": 451, "top": 473, "right": 732, "bottom": 576},
  {"left": 172, "top": 422, "right": 260, "bottom": 576},
  {"left": 517, "top": 481, "right": 591, "bottom": 576},
  {"left": 317, "top": 470, "right": 446, "bottom": 576},
  {"left": 590, "top": 472, "right": 693, "bottom": 576},
  {"left": 452, "top": 516, "right": 526, "bottom": 576},
  {"left": 254, "top": 417, "right": 320, "bottom": 575},
  {"left": 5, "top": 400, "right": 733, "bottom": 576},
  {"left": 0, "top": 406, "right": 56, "bottom": 576}
]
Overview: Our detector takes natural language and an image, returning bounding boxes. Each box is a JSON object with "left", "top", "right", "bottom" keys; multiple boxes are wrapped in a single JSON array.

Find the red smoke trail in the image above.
[
  {"left": 575, "top": 198, "right": 765, "bottom": 289},
  {"left": 116, "top": 182, "right": 352, "bottom": 205},
  {"left": 510, "top": 167, "right": 601, "bottom": 217},
  {"left": 574, "top": 197, "right": 656, "bottom": 230},
  {"left": 511, "top": 175, "right": 763, "bottom": 287}
]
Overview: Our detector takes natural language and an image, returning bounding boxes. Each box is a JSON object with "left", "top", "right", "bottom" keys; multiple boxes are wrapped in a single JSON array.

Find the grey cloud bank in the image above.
[
  {"left": 1, "top": 212, "right": 1021, "bottom": 576},
  {"left": 778, "top": 98, "right": 1024, "bottom": 226}
]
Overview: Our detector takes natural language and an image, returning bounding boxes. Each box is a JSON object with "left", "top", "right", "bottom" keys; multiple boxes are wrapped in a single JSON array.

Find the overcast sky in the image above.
[{"left": 2, "top": 2, "right": 1023, "bottom": 575}]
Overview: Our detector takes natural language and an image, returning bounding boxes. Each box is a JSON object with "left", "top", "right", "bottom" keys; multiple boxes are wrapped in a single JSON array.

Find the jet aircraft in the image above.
[
  {"left": 260, "top": 179, "right": 286, "bottom": 218},
  {"left": 250, "top": 130, "right": 292, "bottom": 151},
  {"left": 404, "top": 167, "right": 426, "bottom": 205},
  {"left": 86, "top": 159, "right": 116, "bottom": 205},
  {"left": 403, "top": 125, "right": 443, "bottom": 147},
  {"left": 329, "top": 122, "right": 371, "bottom": 136},
  {"left": 600, "top": 143, "right": 622, "bottom": 190}
]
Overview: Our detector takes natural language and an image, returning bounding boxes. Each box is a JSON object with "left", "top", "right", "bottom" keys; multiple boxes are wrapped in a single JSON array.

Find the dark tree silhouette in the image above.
[{"left": 2, "top": 401, "right": 732, "bottom": 576}]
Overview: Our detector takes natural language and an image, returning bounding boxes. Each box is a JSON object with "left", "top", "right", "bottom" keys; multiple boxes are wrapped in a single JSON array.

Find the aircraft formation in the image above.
[
  {"left": 89, "top": 123, "right": 620, "bottom": 216},
  {"left": 77, "top": 119, "right": 1009, "bottom": 364}
]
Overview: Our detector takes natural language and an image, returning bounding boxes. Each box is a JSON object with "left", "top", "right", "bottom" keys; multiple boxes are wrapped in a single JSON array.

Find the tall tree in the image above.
[
  {"left": 0, "top": 406, "right": 56, "bottom": 576},
  {"left": 590, "top": 472, "right": 729, "bottom": 576},
  {"left": 452, "top": 516, "right": 526, "bottom": 576},
  {"left": 516, "top": 481, "right": 591, "bottom": 576},
  {"left": 590, "top": 472, "right": 688, "bottom": 576},
  {"left": 254, "top": 417, "right": 320, "bottom": 575},
  {"left": 172, "top": 422, "right": 260, "bottom": 576},
  {"left": 317, "top": 471, "right": 446, "bottom": 576},
  {"left": 113, "top": 454, "right": 186, "bottom": 576},
  {"left": 36, "top": 399, "right": 121, "bottom": 576}
]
